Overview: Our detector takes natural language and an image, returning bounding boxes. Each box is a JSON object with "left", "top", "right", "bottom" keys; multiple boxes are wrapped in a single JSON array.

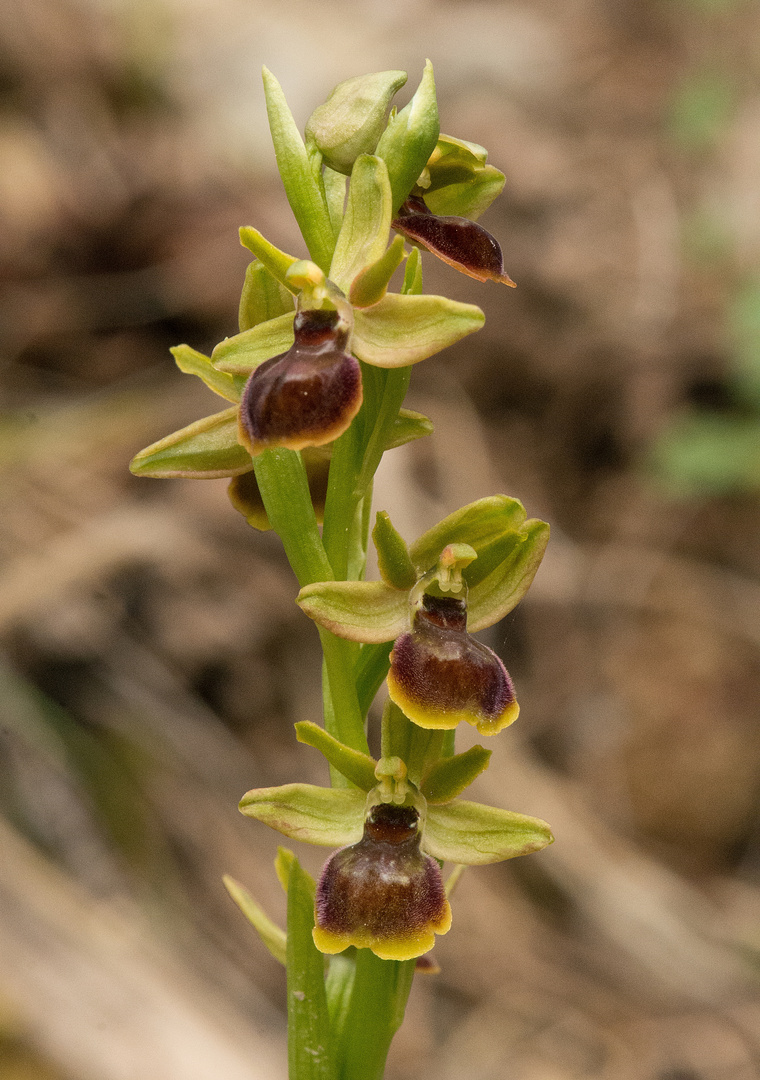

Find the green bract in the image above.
[{"left": 297, "top": 497, "right": 550, "bottom": 642}]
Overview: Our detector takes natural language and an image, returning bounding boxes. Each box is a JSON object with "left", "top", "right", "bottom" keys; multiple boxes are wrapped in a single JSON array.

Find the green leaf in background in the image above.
[
  {"left": 667, "top": 68, "right": 737, "bottom": 152},
  {"left": 129, "top": 408, "right": 251, "bottom": 478},
  {"left": 650, "top": 411, "right": 760, "bottom": 497},
  {"left": 729, "top": 278, "right": 760, "bottom": 405}
]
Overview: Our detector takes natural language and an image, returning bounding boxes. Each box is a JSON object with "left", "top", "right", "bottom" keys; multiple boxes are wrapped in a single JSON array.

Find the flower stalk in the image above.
[{"left": 130, "top": 62, "right": 552, "bottom": 1080}]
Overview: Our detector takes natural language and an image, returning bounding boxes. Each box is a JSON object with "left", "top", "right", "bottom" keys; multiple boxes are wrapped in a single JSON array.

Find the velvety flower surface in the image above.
[
  {"left": 387, "top": 592, "right": 519, "bottom": 735},
  {"left": 238, "top": 307, "right": 362, "bottom": 456},
  {"left": 313, "top": 802, "right": 451, "bottom": 961},
  {"left": 392, "top": 196, "right": 515, "bottom": 286}
]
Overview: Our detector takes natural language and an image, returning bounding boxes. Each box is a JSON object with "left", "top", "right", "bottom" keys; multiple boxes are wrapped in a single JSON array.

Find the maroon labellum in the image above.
[
  {"left": 238, "top": 308, "right": 362, "bottom": 456},
  {"left": 392, "top": 196, "right": 516, "bottom": 287},
  {"left": 387, "top": 592, "right": 519, "bottom": 735},
  {"left": 312, "top": 802, "right": 451, "bottom": 961}
]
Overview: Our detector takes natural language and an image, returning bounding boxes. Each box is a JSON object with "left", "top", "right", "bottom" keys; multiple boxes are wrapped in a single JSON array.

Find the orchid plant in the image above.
[{"left": 131, "top": 62, "right": 552, "bottom": 1080}]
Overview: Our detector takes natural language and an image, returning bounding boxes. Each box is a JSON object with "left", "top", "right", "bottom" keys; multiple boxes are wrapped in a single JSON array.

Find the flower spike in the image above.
[
  {"left": 313, "top": 801, "right": 451, "bottom": 961},
  {"left": 392, "top": 196, "right": 516, "bottom": 286}
]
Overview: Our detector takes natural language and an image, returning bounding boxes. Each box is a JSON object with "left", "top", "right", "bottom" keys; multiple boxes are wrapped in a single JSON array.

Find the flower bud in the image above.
[
  {"left": 387, "top": 591, "right": 519, "bottom": 735},
  {"left": 305, "top": 70, "right": 408, "bottom": 174},
  {"left": 392, "top": 196, "right": 515, "bottom": 286},
  {"left": 238, "top": 307, "right": 362, "bottom": 456},
  {"left": 312, "top": 802, "right": 451, "bottom": 961}
]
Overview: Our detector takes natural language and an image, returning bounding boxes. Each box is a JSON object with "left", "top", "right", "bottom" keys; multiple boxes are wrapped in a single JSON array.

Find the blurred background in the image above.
[{"left": 3, "top": 0, "right": 760, "bottom": 1077}]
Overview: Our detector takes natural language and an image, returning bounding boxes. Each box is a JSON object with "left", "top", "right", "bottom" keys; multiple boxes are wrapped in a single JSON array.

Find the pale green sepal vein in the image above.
[
  {"left": 222, "top": 874, "right": 286, "bottom": 966},
  {"left": 286, "top": 854, "right": 337, "bottom": 1080},
  {"left": 262, "top": 67, "right": 335, "bottom": 273},
  {"left": 295, "top": 721, "right": 377, "bottom": 791},
  {"left": 239, "top": 783, "right": 365, "bottom": 847}
]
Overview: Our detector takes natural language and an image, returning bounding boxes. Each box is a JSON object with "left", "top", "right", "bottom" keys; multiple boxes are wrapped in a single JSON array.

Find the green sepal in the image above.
[
  {"left": 420, "top": 745, "right": 492, "bottom": 804},
  {"left": 211, "top": 311, "right": 295, "bottom": 374},
  {"left": 372, "top": 510, "right": 417, "bottom": 590},
  {"left": 323, "top": 168, "right": 347, "bottom": 234},
  {"left": 424, "top": 800, "right": 553, "bottom": 865},
  {"left": 239, "top": 783, "right": 365, "bottom": 847},
  {"left": 286, "top": 853, "right": 337, "bottom": 1080},
  {"left": 129, "top": 407, "right": 251, "bottom": 479},
  {"left": 424, "top": 165, "right": 506, "bottom": 220},
  {"left": 353, "top": 293, "right": 484, "bottom": 367},
  {"left": 402, "top": 246, "right": 423, "bottom": 295},
  {"left": 239, "top": 226, "right": 299, "bottom": 291},
  {"left": 261, "top": 67, "right": 334, "bottom": 273},
  {"left": 297, "top": 579, "right": 408, "bottom": 644},
  {"left": 171, "top": 344, "right": 246, "bottom": 403},
  {"left": 305, "top": 70, "right": 407, "bottom": 174},
  {"left": 349, "top": 234, "right": 407, "bottom": 309},
  {"left": 222, "top": 874, "right": 286, "bottom": 966},
  {"left": 239, "top": 260, "right": 294, "bottom": 332},
  {"left": 421, "top": 134, "right": 505, "bottom": 220},
  {"left": 375, "top": 60, "right": 440, "bottom": 216},
  {"left": 295, "top": 721, "right": 377, "bottom": 791},
  {"left": 467, "top": 518, "right": 549, "bottom": 633},
  {"left": 329, "top": 154, "right": 392, "bottom": 293},
  {"left": 410, "top": 495, "right": 528, "bottom": 571}
]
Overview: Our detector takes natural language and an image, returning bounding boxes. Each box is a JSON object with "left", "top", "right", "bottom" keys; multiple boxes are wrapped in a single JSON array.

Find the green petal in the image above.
[
  {"left": 349, "top": 234, "right": 407, "bottom": 309},
  {"left": 375, "top": 60, "right": 440, "bottom": 216},
  {"left": 410, "top": 495, "right": 527, "bottom": 571},
  {"left": 353, "top": 293, "right": 484, "bottom": 368},
  {"left": 239, "top": 260, "right": 294, "bottom": 331},
  {"left": 329, "top": 154, "right": 392, "bottom": 293},
  {"left": 239, "top": 226, "right": 300, "bottom": 292},
  {"left": 467, "top": 519, "right": 549, "bottom": 632},
  {"left": 402, "top": 246, "right": 423, "bottom": 295},
  {"left": 239, "top": 783, "right": 365, "bottom": 847},
  {"left": 421, "top": 746, "right": 492, "bottom": 804},
  {"left": 297, "top": 579, "right": 408, "bottom": 643},
  {"left": 171, "top": 344, "right": 246, "bottom": 403},
  {"left": 129, "top": 407, "right": 251, "bottom": 479},
  {"left": 305, "top": 70, "right": 407, "bottom": 174},
  {"left": 211, "top": 311, "right": 295, "bottom": 375},
  {"left": 222, "top": 874, "right": 287, "bottom": 966},
  {"left": 424, "top": 799, "right": 553, "bottom": 865},
  {"left": 261, "top": 67, "right": 334, "bottom": 273},
  {"left": 372, "top": 510, "right": 417, "bottom": 590},
  {"left": 295, "top": 721, "right": 377, "bottom": 791}
]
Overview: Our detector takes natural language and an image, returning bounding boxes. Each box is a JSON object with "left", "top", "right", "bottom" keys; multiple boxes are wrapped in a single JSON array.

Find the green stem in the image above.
[
  {"left": 335, "top": 952, "right": 415, "bottom": 1080},
  {"left": 319, "top": 629, "right": 368, "bottom": 760}
]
